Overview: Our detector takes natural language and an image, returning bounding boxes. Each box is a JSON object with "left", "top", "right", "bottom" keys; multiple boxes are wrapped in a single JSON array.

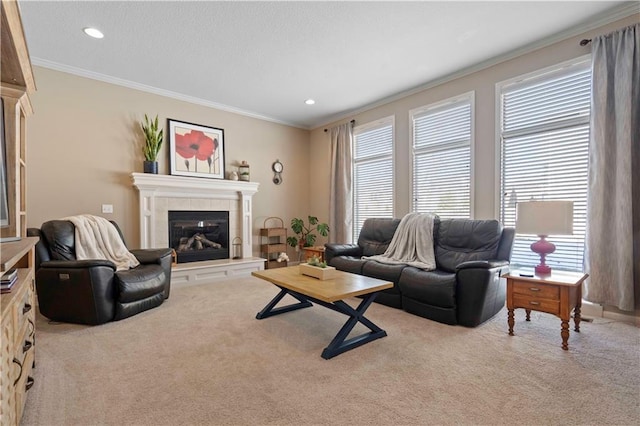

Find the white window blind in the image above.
[
  {"left": 499, "top": 60, "right": 591, "bottom": 272},
  {"left": 412, "top": 95, "right": 472, "bottom": 218},
  {"left": 353, "top": 119, "right": 394, "bottom": 242}
]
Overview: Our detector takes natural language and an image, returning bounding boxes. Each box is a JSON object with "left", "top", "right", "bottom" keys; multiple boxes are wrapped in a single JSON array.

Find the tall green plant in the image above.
[
  {"left": 141, "top": 114, "right": 163, "bottom": 161},
  {"left": 286, "top": 216, "right": 330, "bottom": 249}
]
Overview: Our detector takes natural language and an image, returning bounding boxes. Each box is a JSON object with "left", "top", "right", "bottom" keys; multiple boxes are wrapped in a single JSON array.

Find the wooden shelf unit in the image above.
[
  {"left": 1, "top": 237, "right": 38, "bottom": 426},
  {"left": 260, "top": 217, "right": 288, "bottom": 269},
  {"left": 1, "top": 1, "right": 37, "bottom": 423},
  {"left": 1, "top": 0, "right": 35, "bottom": 241}
]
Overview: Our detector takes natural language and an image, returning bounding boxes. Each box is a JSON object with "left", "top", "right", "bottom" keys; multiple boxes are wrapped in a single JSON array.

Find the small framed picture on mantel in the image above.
[{"left": 168, "top": 119, "right": 225, "bottom": 180}]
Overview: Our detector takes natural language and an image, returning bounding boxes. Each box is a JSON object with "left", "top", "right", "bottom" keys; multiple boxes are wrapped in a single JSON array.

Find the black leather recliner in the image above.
[
  {"left": 325, "top": 217, "right": 515, "bottom": 327},
  {"left": 27, "top": 220, "right": 172, "bottom": 325}
]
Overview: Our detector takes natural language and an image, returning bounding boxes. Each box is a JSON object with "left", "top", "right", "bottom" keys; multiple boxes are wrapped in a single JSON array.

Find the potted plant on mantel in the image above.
[{"left": 141, "top": 114, "right": 163, "bottom": 174}]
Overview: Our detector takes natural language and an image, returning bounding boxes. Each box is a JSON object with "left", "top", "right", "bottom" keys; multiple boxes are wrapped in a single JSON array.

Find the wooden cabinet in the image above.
[
  {"left": 1, "top": 0, "right": 35, "bottom": 241},
  {"left": 1, "top": 1, "right": 37, "bottom": 423},
  {"left": 1, "top": 237, "right": 38, "bottom": 425},
  {"left": 260, "top": 217, "right": 288, "bottom": 269},
  {"left": 504, "top": 271, "right": 588, "bottom": 350}
]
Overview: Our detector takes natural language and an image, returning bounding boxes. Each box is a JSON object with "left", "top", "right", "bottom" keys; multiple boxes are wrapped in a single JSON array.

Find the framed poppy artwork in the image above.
[{"left": 168, "top": 119, "right": 225, "bottom": 179}]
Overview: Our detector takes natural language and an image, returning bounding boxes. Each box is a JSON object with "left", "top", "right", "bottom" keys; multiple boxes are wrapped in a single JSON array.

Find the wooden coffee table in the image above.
[{"left": 252, "top": 266, "right": 393, "bottom": 359}]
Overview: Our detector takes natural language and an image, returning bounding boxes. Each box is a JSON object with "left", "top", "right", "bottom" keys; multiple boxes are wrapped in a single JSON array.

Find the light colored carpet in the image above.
[{"left": 22, "top": 276, "right": 639, "bottom": 425}]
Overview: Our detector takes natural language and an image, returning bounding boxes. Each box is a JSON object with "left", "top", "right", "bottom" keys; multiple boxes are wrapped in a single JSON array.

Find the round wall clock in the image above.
[{"left": 272, "top": 160, "right": 283, "bottom": 185}]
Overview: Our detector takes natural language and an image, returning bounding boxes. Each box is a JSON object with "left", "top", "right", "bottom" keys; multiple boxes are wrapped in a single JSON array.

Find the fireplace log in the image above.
[
  {"left": 177, "top": 233, "right": 222, "bottom": 251},
  {"left": 195, "top": 234, "right": 222, "bottom": 249},
  {"left": 177, "top": 237, "right": 191, "bottom": 252}
]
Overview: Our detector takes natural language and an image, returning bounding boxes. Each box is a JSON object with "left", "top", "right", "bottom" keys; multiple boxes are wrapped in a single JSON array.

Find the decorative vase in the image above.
[
  {"left": 239, "top": 160, "right": 250, "bottom": 181},
  {"left": 143, "top": 160, "right": 158, "bottom": 174}
]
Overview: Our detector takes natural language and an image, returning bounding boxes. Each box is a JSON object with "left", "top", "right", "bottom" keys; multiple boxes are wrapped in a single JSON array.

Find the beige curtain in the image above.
[
  {"left": 329, "top": 123, "right": 353, "bottom": 244},
  {"left": 584, "top": 24, "right": 640, "bottom": 311}
]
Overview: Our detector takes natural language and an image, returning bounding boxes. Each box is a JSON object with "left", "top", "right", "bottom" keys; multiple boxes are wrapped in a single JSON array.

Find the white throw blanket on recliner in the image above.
[
  {"left": 64, "top": 214, "right": 140, "bottom": 271},
  {"left": 364, "top": 212, "right": 436, "bottom": 270}
]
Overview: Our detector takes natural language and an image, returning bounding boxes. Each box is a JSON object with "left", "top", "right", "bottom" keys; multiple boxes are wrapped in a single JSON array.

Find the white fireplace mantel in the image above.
[{"left": 131, "top": 173, "right": 259, "bottom": 259}]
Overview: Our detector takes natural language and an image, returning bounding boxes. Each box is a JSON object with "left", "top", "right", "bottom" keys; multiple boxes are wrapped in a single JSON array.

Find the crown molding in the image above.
[
  {"left": 312, "top": 2, "right": 640, "bottom": 130},
  {"left": 31, "top": 58, "right": 307, "bottom": 130}
]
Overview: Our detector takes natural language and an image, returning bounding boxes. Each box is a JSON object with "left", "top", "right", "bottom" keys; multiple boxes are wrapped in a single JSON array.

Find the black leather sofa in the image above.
[
  {"left": 325, "top": 217, "right": 515, "bottom": 327},
  {"left": 27, "top": 220, "right": 172, "bottom": 325}
]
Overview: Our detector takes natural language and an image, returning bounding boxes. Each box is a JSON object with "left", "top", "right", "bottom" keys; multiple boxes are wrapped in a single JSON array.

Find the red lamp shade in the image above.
[{"left": 516, "top": 201, "right": 574, "bottom": 275}]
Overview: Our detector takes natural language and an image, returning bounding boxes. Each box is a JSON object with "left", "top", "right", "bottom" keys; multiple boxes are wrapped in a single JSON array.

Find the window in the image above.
[
  {"left": 498, "top": 58, "right": 591, "bottom": 272},
  {"left": 352, "top": 117, "right": 394, "bottom": 242},
  {"left": 411, "top": 93, "right": 473, "bottom": 218}
]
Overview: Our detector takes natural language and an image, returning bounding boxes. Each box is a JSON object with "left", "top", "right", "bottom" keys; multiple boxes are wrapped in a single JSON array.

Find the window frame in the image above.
[
  {"left": 352, "top": 115, "right": 395, "bottom": 242},
  {"left": 495, "top": 55, "right": 591, "bottom": 272},
  {"left": 494, "top": 55, "right": 591, "bottom": 216},
  {"left": 409, "top": 91, "right": 475, "bottom": 218}
]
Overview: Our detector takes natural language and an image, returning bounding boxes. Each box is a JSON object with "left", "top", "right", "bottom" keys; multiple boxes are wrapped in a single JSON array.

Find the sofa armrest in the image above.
[
  {"left": 455, "top": 262, "right": 510, "bottom": 327},
  {"left": 40, "top": 259, "right": 116, "bottom": 270},
  {"left": 130, "top": 248, "right": 173, "bottom": 265},
  {"left": 456, "top": 260, "right": 510, "bottom": 271},
  {"left": 324, "top": 243, "right": 363, "bottom": 263}
]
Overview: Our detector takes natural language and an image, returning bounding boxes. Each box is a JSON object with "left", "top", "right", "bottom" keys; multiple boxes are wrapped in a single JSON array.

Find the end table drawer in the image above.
[
  {"left": 513, "top": 295, "right": 560, "bottom": 315},
  {"left": 512, "top": 282, "right": 559, "bottom": 300}
]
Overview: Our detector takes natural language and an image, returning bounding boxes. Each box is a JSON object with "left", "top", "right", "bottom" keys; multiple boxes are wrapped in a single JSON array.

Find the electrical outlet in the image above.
[{"left": 102, "top": 204, "right": 113, "bottom": 214}]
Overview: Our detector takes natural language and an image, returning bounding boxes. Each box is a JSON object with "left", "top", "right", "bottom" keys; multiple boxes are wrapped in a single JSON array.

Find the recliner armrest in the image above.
[
  {"left": 456, "top": 260, "right": 510, "bottom": 271},
  {"left": 40, "top": 259, "right": 116, "bottom": 270},
  {"left": 455, "top": 261, "right": 510, "bottom": 327},
  {"left": 35, "top": 260, "right": 117, "bottom": 325},
  {"left": 130, "top": 248, "right": 173, "bottom": 265},
  {"left": 324, "top": 244, "right": 363, "bottom": 263}
]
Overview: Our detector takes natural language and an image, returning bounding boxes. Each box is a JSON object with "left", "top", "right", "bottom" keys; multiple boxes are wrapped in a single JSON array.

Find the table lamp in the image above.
[{"left": 516, "top": 200, "right": 573, "bottom": 275}]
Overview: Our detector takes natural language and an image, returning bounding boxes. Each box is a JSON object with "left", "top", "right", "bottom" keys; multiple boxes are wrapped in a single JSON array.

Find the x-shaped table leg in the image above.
[
  {"left": 255, "top": 288, "right": 313, "bottom": 319},
  {"left": 321, "top": 292, "right": 386, "bottom": 359},
  {"left": 256, "top": 287, "right": 387, "bottom": 359}
]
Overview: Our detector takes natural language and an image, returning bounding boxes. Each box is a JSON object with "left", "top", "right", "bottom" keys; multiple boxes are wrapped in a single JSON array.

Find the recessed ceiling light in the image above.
[
  {"left": 304, "top": 99, "right": 315, "bottom": 105},
  {"left": 83, "top": 27, "right": 104, "bottom": 39}
]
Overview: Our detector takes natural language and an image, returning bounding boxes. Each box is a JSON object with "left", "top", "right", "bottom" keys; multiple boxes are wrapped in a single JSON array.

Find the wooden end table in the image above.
[
  {"left": 503, "top": 271, "right": 589, "bottom": 350},
  {"left": 302, "top": 246, "right": 325, "bottom": 262}
]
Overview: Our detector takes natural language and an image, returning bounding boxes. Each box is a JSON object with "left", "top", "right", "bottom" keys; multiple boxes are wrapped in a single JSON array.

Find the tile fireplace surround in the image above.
[{"left": 131, "top": 173, "right": 264, "bottom": 286}]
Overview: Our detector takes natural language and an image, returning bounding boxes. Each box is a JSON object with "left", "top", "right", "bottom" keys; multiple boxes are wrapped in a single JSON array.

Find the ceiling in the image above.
[{"left": 18, "top": 1, "right": 635, "bottom": 129}]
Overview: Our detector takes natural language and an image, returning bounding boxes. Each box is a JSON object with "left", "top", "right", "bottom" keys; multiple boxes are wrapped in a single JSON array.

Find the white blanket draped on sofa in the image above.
[
  {"left": 364, "top": 212, "right": 436, "bottom": 270},
  {"left": 64, "top": 214, "right": 140, "bottom": 271}
]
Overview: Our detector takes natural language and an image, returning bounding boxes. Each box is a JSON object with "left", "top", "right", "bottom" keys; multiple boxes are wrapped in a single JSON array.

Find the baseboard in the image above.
[
  {"left": 580, "top": 301, "right": 603, "bottom": 318},
  {"left": 581, "top": 300, "right": 639, "bottom": 326}
]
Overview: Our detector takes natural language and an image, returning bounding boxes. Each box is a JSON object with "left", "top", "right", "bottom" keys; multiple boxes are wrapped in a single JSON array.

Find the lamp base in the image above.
[
  {"left": 530, "top": 236, "right": 555, "bottom": 276},
  {"left": 534, "top": 264, "right": 552, "bottom": 275}
]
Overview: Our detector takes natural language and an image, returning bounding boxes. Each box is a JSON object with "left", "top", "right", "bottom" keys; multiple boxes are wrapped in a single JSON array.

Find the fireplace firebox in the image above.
[{"left": 168, "top": 211, "right": 229, "bottom": 263}]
